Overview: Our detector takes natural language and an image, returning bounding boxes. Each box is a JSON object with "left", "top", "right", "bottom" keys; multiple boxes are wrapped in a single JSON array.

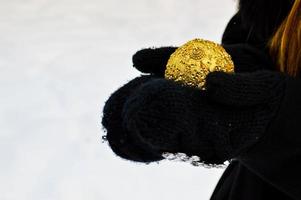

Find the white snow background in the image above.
[{"left": 0, "top": 0, "right": 237, "bottom": 199}]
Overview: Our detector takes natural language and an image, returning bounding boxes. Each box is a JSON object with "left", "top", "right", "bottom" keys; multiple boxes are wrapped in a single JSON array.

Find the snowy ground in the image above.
[{"left": 0, "top": 0, "right": 237, "bottom": 199}]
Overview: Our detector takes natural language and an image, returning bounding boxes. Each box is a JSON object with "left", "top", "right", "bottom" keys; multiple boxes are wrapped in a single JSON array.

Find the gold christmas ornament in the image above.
[{"left": 165, "top": 39, "right": 235, "bottom": 89}]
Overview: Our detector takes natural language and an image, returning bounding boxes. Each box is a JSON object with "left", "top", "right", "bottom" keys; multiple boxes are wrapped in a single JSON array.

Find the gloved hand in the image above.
[
  {"left": 102, "top": 44, "right": 277, "bottom": 164},
  {"left": 132, "top": 44, "right": 274, "bottom": 77},
  {"left": 102, "top": 75, "right": 164, "bottom": 163},
  {"left": 122, "top": 70, "right": 287, "bottom": 164}
]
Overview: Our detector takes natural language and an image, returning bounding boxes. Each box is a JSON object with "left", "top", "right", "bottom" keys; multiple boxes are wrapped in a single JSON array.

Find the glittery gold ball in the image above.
[{"left": 165, "top": 39, "right": 234, "bottom": 89}]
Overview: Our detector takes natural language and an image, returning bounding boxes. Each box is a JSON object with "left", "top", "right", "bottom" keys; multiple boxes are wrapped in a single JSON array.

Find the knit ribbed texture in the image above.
[
  {"left": 205, "top": 71, "right": 286, "bottom": 107},
  {"left": 122, "top": 79, "right": 218, "bottom": 163},
  {"left": 205, "top": 70, "right": 287, "bottom": 159},
  {"left": 122, "top": 71, "right": 286, "bottom": 164}
]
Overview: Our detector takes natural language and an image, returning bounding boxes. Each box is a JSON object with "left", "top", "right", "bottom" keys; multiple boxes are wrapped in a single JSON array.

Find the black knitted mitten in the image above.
[
  {"left": 132, "top": 44, "right": 273, "bottom": 77},
  {"left": 122, "top": 70, "right": 287, "bottom": 164},
  {"left": 102, "top": 75, "right": 164, "bottom": 162},
  {"left": 132, "top": 47, "right": 177, "bottom": 77}
]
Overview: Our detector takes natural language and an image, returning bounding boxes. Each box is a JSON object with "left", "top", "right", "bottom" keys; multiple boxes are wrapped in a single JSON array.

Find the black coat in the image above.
[{"left": 210, "top": 13, "right": 301, "bottom": 200}]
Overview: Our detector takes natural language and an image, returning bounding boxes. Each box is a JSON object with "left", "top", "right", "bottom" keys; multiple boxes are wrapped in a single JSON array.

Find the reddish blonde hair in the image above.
[{"left": 269, "top": 0, "right": 301, "bottom": 77}]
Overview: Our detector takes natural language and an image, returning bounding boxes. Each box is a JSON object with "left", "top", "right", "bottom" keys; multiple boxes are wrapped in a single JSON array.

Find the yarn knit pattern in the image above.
[{"left": 122, "top": 71, "right": 287, "bottom": 164}]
